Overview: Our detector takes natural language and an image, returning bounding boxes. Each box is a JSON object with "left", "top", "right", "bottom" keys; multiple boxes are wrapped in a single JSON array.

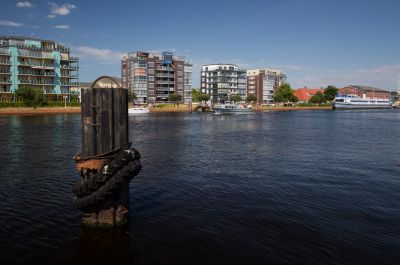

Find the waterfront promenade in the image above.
[{"left": 0, "top": 104, "right": 332, "bottom": 115}]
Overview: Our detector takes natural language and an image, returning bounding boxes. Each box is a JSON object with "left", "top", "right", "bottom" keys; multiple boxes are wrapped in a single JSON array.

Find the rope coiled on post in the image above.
[{"left": 72, "top": 148, "right": 141, "bottom": 209}]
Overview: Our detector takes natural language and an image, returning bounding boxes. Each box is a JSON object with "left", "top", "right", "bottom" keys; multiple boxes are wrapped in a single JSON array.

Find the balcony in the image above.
[
  {"left": 61, "top": 82, "right": 79, "bottom": 86},
  {"left": 0, "top": 60, "right": 11, "bottom": 65},
  {"left": 0, "top": 70, "right": 11, "bottom": 74},
  {"left": 19, "top": 53, "right": 54, "bottom": 59},
  {"left": 0, "top": 43, "right": 70, "bottom": 52},
  {"left": 157, "top": 66, "right": 173, "bottom": 71},
  {"left": 19, "top": 61, "right": 54, "bottom": 68},
  {"left": 19, "top": 72, "right": 55, "bottom": 76},
  {"left": 157, "top": 73, "right": 175, "bottom": 78},
  {"left": 61, "top": 65, "right": 78, "bottom": 70},
  {"left": 0, "top": 50, "right": 10, "bottom": 56},
  {"left": 61, "top": 74, "right": 78, "bottom": 78},
  {"left": 20, "top": 79, "right": 54, "bottom": 85},
  {"left": 0, "top": 79, "right": 11, "bottom": 84}
]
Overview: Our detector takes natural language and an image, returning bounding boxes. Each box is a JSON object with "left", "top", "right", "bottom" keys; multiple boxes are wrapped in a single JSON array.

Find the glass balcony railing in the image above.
[
  {"left": 61, "top": 82, "right": 79, "bottom": 86},
  {"left": 20, "top": 72, "right": 55, "bottom": 76},
  {"left": 19, "top": 53, "right": 54, "bottom": 59},
  {"left": 19, "top": 61, "right": 54, "bottom": 67},
  {"left": 20, "top": 80, "right": 54, "bottom": 85},
  {"left": 0, "top": 43, "right": 70, "bottom": 52}
]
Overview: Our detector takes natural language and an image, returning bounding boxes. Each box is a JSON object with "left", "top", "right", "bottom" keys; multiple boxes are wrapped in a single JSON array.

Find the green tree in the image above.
[
  {"left": 128, "top": 89, "right": 137, "bottom": 102},
  {"left": 16, "top": 86, "right": 45, "bottom": 108},
  {"left": 246, "top": 94, "right": 257, "bottom": 103},
  {"left": 323, "top": 85, "right": 338, "bottom": 101},
  {"left": 229, "top": 94, "right": 242, "bottom": 103},
  {"left": 168, "top": 93, "right": 182, "bottom": 105},
  {"left": 274, "top": 83, "right": 298, "bottom": 103},
  {"left": 309, "top": 92, "right": 327, "bottom": 104},
  {"left": 192, "top": 89, "right": 201, "bottom": 102},
  {"left": 199, "top": 93, "right": 210, "bottom": 102},
  {"left": 192, "top": 89, "right": 210, "bottom": 102}
]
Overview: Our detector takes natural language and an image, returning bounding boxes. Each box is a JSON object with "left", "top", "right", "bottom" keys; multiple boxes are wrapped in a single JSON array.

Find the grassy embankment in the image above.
[
  {"left": 253, "top": 103, "right": 332, "bottom": 111},
  {"left": 0, "top": 102, "right": 81, "bottom": 115}
]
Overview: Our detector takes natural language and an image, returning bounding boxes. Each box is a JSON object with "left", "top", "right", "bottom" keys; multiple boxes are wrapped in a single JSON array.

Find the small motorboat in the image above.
[{"left": 128, "top": 107, "right": 150, "bottom": 115}]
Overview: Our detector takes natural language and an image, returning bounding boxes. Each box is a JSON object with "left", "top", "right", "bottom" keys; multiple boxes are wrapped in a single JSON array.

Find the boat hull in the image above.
[
  {"left": 128, "top": 108, "right": 150, "bottom": 115},
  {"left": 213, "top": 108, "right": 253, "bottom": 114},
  {"left": 332, "top": 102, "right": 391, "bottom": 110}
]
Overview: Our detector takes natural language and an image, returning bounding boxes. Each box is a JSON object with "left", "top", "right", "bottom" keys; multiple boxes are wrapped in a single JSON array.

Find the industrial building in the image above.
[
  {"left": 0, "top": 36, "right": 79, "bottom": 100},
  {"left": 339, "top": 85, "right": 391, "bottom": 99},
  {"left": 121, "top": 51, "right": 192, "bottom": 103}
]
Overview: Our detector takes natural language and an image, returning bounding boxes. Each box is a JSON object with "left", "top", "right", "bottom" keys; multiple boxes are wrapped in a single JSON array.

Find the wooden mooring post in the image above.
[{"left": 72, "top": 76, "right": 141, "bottom": 227}]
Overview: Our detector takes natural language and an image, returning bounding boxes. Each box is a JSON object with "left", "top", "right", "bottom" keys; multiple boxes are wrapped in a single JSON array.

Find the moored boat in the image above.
[
  {"left": 128, "top": 107, "right": 150, "bottom": 115},
  {"left": 213, "top": 103, "right": 253, "bottom": 114},
  {"left": 332, "top": 95, "right": 391, "bottom": 109}
]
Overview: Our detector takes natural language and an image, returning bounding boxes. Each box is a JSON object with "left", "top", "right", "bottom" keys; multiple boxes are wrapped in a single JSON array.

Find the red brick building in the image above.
[
  {"left": 339, "top": 85, "right": 390, "bottom": 99},
  {"left": 294, "top": 88, "right": 324, "bottom": 102}
]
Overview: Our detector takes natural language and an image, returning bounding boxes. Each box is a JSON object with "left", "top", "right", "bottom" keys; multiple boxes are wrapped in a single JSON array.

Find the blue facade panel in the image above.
[
  {"left": 9, "top": 47, "right": 19, "bottom": 93},
  {"left": 53, "top": 51, "right": 61, "bottom": 94}
]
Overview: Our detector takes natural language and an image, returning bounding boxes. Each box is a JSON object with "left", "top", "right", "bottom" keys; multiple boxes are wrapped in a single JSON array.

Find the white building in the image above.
[{"left": 201, "top": 64, "right": 247, "bottom": 103}]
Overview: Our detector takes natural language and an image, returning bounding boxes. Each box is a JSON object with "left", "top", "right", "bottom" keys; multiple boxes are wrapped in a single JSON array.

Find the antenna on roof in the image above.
[{"left": 30, "top": 33, "right": 34, "bottom": 38}]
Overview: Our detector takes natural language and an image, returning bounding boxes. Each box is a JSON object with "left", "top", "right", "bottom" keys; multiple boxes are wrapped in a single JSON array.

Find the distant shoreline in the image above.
[
  {"left": 0, "top": 105, "right": 333, "bottom": 115},
  {"left": 0, "top": 107, "right": 81, "bottom": 115}
]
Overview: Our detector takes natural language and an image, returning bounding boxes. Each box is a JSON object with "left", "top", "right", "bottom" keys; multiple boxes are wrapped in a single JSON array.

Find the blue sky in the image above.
[{"left": 1, "top": 0, "right": 400, "bottom": 90}]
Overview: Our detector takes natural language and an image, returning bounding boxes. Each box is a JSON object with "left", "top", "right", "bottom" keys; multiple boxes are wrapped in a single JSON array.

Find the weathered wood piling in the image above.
[{"left": 73, "top": 76, "right": 141, "bottom": 227}]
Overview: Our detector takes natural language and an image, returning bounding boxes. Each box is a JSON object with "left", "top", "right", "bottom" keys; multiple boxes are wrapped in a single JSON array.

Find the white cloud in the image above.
[
  {"left": 76, "top": 46, "right": 126, "bottom": 63},
  {"left": 48, "top": 2, "right": 76, "bottom": 18},
  {"left": 53, "top": 25, "right": 70, "bottom": 29},
  {"left": 0, "top": 20, "right": 23, "bottom": 27},
  {"left": 16, "top": 1, "right": 34, "bottom": 8}
]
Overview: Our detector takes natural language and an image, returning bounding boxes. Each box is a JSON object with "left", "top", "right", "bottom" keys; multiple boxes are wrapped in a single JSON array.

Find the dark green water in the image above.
[{"left": 0, "top": 110, "right": 399, "bottom": 265}]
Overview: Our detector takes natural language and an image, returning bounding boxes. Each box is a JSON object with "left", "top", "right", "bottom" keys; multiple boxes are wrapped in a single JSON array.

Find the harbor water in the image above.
[{"left": 0, "top": 110, "right": 399, "bottom": 264}]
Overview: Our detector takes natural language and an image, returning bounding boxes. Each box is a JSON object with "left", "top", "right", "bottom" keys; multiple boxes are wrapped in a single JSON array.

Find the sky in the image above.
[{"left": 1, "top": 0, "right": 400, "bottom": 90}]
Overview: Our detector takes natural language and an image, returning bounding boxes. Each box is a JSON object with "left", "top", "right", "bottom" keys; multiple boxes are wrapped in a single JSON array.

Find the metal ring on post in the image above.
[{"left": 91, "top": 76, "right": 122, "bottom": 89}]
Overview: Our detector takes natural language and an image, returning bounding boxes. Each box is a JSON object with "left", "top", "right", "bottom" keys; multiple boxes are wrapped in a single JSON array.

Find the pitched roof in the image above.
[
  {"left": 294, "top": 88, "right": 324, "bottom": 101},
  {"left": 343, "top": 85, "right": 389, "bottom": 93}
]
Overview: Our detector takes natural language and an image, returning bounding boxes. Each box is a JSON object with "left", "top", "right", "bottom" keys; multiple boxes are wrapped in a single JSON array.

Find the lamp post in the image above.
[{"left": 63, "top": 95, "right": 67, "bottom": 108}]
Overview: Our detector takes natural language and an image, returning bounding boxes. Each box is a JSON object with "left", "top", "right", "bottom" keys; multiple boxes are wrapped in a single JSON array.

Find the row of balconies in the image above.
[
  {"left": 0, "top": 79, "right": 11, "bottom": 83},
  {"left": 156, "top": 73, "right": 175, "bottom": 78},
  {"left": 0, "top": 43, "right": 70, "bottom": 52}
]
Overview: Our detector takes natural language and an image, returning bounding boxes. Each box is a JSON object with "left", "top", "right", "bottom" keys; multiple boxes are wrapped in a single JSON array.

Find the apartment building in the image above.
[
  {"left": 200, "top": 64, "right": 246, "bottom": 103},
  {"left": 121, "top": 51, "right": 192, "bottom": 103},
  {"left": 246, "top": 68, "right": 286, "bottom": 104},
  {"left": 0, "top": 36, "right": 79, "bottom": 99}
]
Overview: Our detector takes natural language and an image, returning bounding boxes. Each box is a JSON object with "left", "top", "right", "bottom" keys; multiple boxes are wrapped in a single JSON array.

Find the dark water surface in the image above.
[{"left": 0, "top": 110, "right": 400, "bottom": 265}]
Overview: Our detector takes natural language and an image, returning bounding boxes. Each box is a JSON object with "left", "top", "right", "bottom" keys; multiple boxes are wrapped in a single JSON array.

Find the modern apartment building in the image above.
[
  {"left": 0, "top": 36, "right": 79, "bottom": 99},
  {"left": 246, "top": 68, "right": 286, "bottom": 104},
  {"left": 200, "top": 64, "right": 246, "bottom": 102},
  {"left": 121, "top": 51, "right": 192, "bottom": 103}
]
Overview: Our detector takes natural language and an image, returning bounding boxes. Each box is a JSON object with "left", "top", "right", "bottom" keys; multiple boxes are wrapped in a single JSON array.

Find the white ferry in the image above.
[
  {"left": 128, "top": 107, "right": 150, "bottom": 115},
  {"left": 213, "top": 103, "right": 253, "bottom": 114},
  {"left": 332, "top": 95, "right": 391, "bottom": 109}
]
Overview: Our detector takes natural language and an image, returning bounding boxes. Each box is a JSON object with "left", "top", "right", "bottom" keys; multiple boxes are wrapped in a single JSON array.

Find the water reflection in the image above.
[{"left": 67, "top": 227, "right": 133, "bottom": 265}]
